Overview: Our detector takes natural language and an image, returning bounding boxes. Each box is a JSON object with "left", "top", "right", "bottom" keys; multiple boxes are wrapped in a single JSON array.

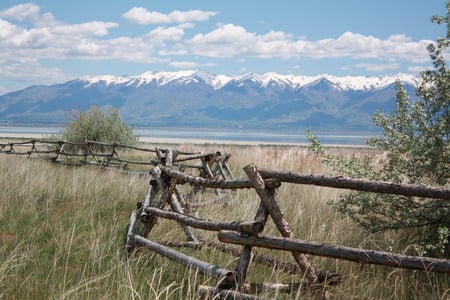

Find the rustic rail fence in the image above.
[
  {"left": 124, "top": 149, "right": 450, "bottom": 299},
  {"left": 0, "top": 139, "right": 233, "bottom": 180},
  {"left": 2, "top": 139, "right": 449, "bottom": 299}
]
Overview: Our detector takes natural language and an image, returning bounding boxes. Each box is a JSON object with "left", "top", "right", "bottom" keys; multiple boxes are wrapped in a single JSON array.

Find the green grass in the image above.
[{"left": 0, "top": 144, "right": 448, "bottom": 299}]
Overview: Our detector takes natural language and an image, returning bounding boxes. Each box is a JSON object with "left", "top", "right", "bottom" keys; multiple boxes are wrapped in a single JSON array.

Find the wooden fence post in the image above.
[{"left": 244, "top": 164, "right": 319, "bottom": 284}]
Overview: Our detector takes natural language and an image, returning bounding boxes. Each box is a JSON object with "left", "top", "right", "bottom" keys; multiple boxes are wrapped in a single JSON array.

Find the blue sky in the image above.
[{"left": 0, "top": 1, "right": 447, "bottom": 94}]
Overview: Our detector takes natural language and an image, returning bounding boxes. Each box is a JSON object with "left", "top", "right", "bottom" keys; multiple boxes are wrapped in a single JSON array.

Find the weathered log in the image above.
[
  {"left": 201, "top": 238, "right": 302, "bottom": 274},
  {"left": 125, "top": 210, "right": 138, "bottom": 252},
  {"left": 244, "top": 164, "right": 319, "bottom": 283},
  {"left": 165, "top": 149, "right": 173, "bottom": 167},
  {"left": 197, "top": 285, "right": 271, "bottom": 300},
  {"left": 234, "top": 189, "right": 272, "bottom": 287},
  {"left": 132, "top": 234, "right": 232, "bottom": 279},
  {"left": 161, "top": 166, "right": 270, "bottom": 189},
  {"left": 174, "top": 152, "right": 216, "bottom": 162},
  {"left": 220, "top": 154, "right": 234, "bottom": 181},
  {"left": 238, "top": 221, "right": 265, "bottom": 234},
  {"left": 145, "top": 207, "right": 264, "bottom": 233},
  {"left": 218, "top": 231, "right": 450, "bottom": 274},
  {"left": 235, "top": 245, "right": 253, "bottom": 287},
  {"left": 257, "top": 167, "right": 450, "bottom": 200},
  {"left": 167, "top": 177, "right": 198, "bottom": 242},
  {"left": 140, "top": 180, "right": 159, "bottom": 223}
]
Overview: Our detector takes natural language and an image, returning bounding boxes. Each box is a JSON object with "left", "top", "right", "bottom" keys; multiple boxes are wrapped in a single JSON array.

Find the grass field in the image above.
[{"left": 0, "top": 142, "right": 448, "bottom": 299}]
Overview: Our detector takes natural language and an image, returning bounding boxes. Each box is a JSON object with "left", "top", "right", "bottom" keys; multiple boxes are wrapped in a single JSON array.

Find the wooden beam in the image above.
[
  {"left": 257, "top": 167, "right": 450, "bottom": 200},
  {"left": 145, "top": 207, "right": 264, "bottom": 234},
  {"left": 160, "top": 166, "right": 276, "bottom": 190},
  {"left": 244, "top": 164, "right": 319, "bottom": 283},
  {"left": 218, "top": 231, "right": 450, "bottom": 274},
  {"left": 132, "top": 234, "right": 232, "bottom": 279}
]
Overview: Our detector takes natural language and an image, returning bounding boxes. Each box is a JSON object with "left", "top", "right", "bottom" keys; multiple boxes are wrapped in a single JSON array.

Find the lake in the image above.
[{"left": 0, "top": 125, "right": 377, "bottom": 146}]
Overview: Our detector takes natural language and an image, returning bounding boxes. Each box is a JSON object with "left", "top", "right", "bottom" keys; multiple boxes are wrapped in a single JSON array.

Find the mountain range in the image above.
[{"left": 0, "top": 70, "right": 420, "bottom": 131}]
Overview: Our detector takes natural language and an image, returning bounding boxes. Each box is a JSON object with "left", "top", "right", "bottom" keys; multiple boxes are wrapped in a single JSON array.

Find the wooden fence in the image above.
[
  {"left": 0, "top": 139, "right": 233, "bottom": 179},
  {"left": 124, "top": 149, "right": 450, "bottom": 299},
  {"left": 2, "top": 139, "right": 449, "bottom": 299}
]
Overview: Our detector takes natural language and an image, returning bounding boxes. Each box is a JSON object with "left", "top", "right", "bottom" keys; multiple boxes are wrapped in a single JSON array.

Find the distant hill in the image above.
[{"left": 0, "top": 70, "right": 419, "bottom": 131}]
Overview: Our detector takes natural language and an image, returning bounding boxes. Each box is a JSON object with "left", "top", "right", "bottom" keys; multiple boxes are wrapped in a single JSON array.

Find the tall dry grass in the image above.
[{"left": 0, "top": 143, "right": 448, "bottom": 299}]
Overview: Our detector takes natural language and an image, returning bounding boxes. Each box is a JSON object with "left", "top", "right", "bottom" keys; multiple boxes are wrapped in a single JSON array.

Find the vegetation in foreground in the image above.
[
  {"left": 309, "top": 2, "right": 450, "bottom": 257},
  {"left": 0, "top": 144, "right": 448, "bottom": 299}
]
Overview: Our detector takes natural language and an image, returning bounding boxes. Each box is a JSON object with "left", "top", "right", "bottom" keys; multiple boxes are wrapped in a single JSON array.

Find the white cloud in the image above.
[
  {"left": 408, "top": 65, "right": 426, "bottom": 74},
  {"left": 170, "top": 61, "right": 198, "bottom": 68},
  {"left": 0, "top": 3, "right": 40, "bottom": 22},
  {"left": 147, "top": 24, "right": 192, "bottom": 42},
  {"left": 356, "top": 63, "right": 400, "bottom": 72},
  {"left": 122, "top": 7, "right": 217, "bottom": 24},
  {"left": 0, "top": 59, "right": 72, "bottom": 84},
  {"left": 51, "top": 21, "right": 118, "bottom": 37},
  {"left": 169, "top": 61, "right": 215, "bottom": 68},
  {"left": 188, "top": 25, "right": 432, "bottom": 63}
]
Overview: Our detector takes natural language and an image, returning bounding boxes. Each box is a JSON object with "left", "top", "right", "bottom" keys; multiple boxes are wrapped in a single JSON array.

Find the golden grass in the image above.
[{"left": 0, "top": 143, "right": 448, "bottom": 299}]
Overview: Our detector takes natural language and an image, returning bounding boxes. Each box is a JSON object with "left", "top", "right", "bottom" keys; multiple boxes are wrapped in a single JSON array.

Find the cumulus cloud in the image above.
[
  {"left": 169, "top": 61, "right": 215, "bottom": 68},
  {"left": 122, "top": 7, "right": 217, "bottom": 24},
  {"left": 147, "top": 24, "right": 192, "bottom": 42},
  {"left": 0, "top": 3, "right": 40, "bottom": 22},
  {"left": 0, "top": 59, "right": 72, "bottom": 84},
  {"left": 188, "top": 25, "right": 432, "bottom": 63},
  {"left": 356, "top": 63, "right": 400, "bottom": 72}
]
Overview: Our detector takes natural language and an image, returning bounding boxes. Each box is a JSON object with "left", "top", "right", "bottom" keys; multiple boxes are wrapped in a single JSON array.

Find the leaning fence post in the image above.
[{"left": 244, "top": 164, "right": 319, "bottom": 284}]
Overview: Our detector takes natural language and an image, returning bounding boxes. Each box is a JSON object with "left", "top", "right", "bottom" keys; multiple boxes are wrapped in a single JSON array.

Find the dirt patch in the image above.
[{"left": 1, "top": 233, "right": 16, "bottom": 242}]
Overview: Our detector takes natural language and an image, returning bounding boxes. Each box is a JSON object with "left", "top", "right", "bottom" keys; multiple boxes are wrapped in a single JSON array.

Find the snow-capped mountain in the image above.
[
  {"left": 81, "top": 70, "right": 419, "bottom": 90},
  {"left": 0, "top": 70, "right": 419, "bottom": 130}
]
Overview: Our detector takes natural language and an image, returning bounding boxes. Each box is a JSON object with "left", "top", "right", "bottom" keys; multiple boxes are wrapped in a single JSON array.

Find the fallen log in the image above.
[
  {"left": 257, "top": 167, "right": 450, "bottom": 200},
  {"left": 218, "top": 231, "right": 450, "bottom": 274}
]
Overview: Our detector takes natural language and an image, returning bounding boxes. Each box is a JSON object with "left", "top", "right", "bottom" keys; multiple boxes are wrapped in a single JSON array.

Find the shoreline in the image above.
[{"left": 0, "top": 132, "right": 369, "bottom": 148}]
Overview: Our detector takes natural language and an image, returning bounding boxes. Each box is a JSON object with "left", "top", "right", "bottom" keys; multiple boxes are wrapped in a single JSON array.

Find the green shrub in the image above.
[
  {"left": 308, "top": 2, "right": 450, "bottom": 257},
  {"left": 61, "top": 106, "right": 138, "bottom": 150}
]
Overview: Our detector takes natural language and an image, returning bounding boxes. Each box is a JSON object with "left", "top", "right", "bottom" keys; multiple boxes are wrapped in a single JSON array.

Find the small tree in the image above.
[
  {"left": 308, "top": 2, "right": 450, "bottom": 257},
  {"left": 61, "top": 106, "right": 138, "bottom": 150}
]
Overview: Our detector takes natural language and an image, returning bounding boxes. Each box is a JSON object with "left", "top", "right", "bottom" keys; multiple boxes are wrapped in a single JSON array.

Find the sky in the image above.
[{"left": 0, "top": 1, "right": 448, "bottom": 94}]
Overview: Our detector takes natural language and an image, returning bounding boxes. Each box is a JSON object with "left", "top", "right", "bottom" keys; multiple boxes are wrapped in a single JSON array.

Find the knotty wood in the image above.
[
  {"left": 257, "top": 168, "right": 450, "bottom": 200},
  {"left": 218, "top": 231, "right": 450, "bottom": 274},
  {"left": 244, "top": 164, "right": 319, "bottom": 283},
  {"left": 144, "top": 207, "right": 264, "bottom": 233},
  {"left": 140, "top": 180, "right": 159, "bottom": 224},
  {"left": 151, "top": 166, "right": 198, "bottom": 242},
  {"left": 132, "top": 234, "right": 233, "bottom": 279},
  {"left": 125, "top": 210, "right": 138, "bottom": 252},
  {"left": 234, "top": 188, "right": 272, "bottom": 287},
  {"left": 161, "top": 166, "right": 270, "bottom": 189}
]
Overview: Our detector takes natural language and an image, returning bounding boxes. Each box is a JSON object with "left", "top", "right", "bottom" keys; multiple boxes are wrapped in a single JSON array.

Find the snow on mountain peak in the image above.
[{"left": 80, "top": 71, "right": 419, "bottom": 90}]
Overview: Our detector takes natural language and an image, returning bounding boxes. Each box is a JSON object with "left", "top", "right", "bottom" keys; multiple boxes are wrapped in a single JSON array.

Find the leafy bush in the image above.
[
  {"left": 61, "top": 106, "right": 138, "bottom": 150},
  {"left": 308, "top": 2, "right": 450, "bottom": 257}
]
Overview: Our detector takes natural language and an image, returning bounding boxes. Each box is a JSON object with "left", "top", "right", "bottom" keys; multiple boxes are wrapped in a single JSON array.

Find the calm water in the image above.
[{"left": 0, "top": 125, "right": 376, "bottom": 145}]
